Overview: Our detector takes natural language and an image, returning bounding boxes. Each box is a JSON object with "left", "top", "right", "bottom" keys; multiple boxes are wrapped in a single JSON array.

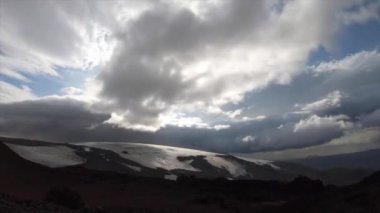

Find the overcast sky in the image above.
[{"left": 0, "top": 0, "right": 380, "bottom": 159}]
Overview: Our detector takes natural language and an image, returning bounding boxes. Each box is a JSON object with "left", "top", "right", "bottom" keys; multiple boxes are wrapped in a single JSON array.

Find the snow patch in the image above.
[
  {"left": 234, "top": 156, "right": 280, "bottom": 170},
  {"left": 77, "top": 142, "right": 215, "bottom": 172},
  {"left": 205, "top": 155, "right": 247, "bottom": 177},
  {"left": 84, "top": 147, "right": 92, "bottom": 152},
  {"left": 123, "top": 164, "right": 142, "bottom": 172},
  {"left": 5, "top": 143, "right": 86, "bottom": 168},
  {"left": 164, "top": 174, "right": 177, "bottom": 181}
]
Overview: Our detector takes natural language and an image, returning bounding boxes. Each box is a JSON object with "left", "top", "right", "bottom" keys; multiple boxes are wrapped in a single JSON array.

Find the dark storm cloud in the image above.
[
  {"left": 0, "top": 97, "right": 111, "bottom": 142},
  {"left": 0, "top": 97, "right": 352, "bottom": 153},
  {"left": 155, "top": 113, "right": 353, "bottom": 153}
]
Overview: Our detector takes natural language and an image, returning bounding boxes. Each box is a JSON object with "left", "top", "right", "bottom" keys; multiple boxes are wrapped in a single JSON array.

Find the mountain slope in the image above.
[{"left": 2, "top": 138, "right": 291, "bottom": 181}]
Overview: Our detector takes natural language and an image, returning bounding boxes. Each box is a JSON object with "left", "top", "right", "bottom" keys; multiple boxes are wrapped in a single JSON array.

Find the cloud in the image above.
[
  {"left": 0, "top": 0, "right": 119, "bottom": 80},
  {"left": 230, "top": 47, "right": 380, "bottom": 154},
  {"left": 61, "top": 87, "right": 83, "bottom": 96},
  {"left": 338, "top": 1, "right": 380, "bottom": 25},
  {"left": 242, "top": 135, "right": 255, "bottom": 143},
  {"left": 298, "top": 90, "right": 344, "bottom": 113},
  {"left": 248, "top": 114, "right": 353, "bottom": 151},
  {"left": 293, "top": 114, "right": 352, "bottom": 133},
  {"left": 310, "top": 49, "right": 380, "bottom": 74},
  {"left": 2, "top": 0, "right": 378, "bottom": 131},
  {"left": 0, "top": 97, "right": 111, "bottom": 141},
  {"left": 97, "top": 0, "right": 362, "bottom": 130},
  {"left": 300, "top": 50, "right": 380, "bottom": 118},
  {"left": 154, "top": 113, "right": 356, "bottom": 153},
  {"left": 0, "top": 96, "right": 375, "bottom": 155},
  {"left": 0, "top": 81, "right": 36, "bottom": 103},
  {"left": 360, "top": 108, "right": 380, "bottom": 127},
  {"left": 238, "top": 127, "right": 380, "bottom": 160},
  {"left": 1, "top": 0, "right": 78, "bottom": 78}
]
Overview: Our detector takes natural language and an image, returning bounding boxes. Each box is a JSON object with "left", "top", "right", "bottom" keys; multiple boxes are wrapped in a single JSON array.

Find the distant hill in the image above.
[{"left": 288, "top": 148, "right": 380, "bottom": 170}]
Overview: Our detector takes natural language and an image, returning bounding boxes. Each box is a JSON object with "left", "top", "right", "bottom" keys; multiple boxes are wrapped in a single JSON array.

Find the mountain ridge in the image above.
[
  {"left": 288, "top": 148, "right": 380, "bottom": 170},
  {"left": 0, "top": 136, "right": 374, "bottom": 185}
]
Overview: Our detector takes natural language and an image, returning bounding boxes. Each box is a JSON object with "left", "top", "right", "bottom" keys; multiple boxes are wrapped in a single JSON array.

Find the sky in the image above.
[{"left": 0, "top": 0, "right": 380, "bottom": 159}]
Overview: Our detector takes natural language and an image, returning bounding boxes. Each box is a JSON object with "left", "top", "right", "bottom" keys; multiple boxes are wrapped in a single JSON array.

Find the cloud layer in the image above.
[
  {"left": 97, "top": 0, "right": 354, "bottom": 130},
  {"left": 0, "top": 0, "right": 380, "bottom": 157}
]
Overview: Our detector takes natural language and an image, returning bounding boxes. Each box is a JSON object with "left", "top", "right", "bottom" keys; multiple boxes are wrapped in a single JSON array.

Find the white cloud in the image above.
[
  {"left": 294, "top": 114, "right": 353, "bottom": 133},
  {"left": 0, "top": 81, "right": 36, "bottom": 103},
  {"left": 300, "top": 90, "right": 344, "bottom": 113},
  {"left": 160, "top": 112, "right": 230, "bottom": 131},
  {"left": 254, "top": 115, "right": 267, "bottom": 121},
  {"left": 214, "top": 124, "right": 230, "bottom": 131},
  {"left": 242, "top": 135, "right": 255, "bottom": 143},
  {"left": 0, "top": 0, "right": 125, "bottom": 81},
  {"left": 310, "top": 49, "right": 380, "bottom": 74},
  {"left": 61, "top": 87, "right": 83, "bottom": 96},
  {"left": 163, "top": 115, "right": 210, "bottom": 129}
]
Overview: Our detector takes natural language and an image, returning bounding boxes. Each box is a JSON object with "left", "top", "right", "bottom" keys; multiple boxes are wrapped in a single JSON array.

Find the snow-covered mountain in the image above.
[
  {"left": 3, "top": 139, "right": 302, "bottom": 181},
  {"left": 0, "top": 137, "right": 374, "bottom": 185}
]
